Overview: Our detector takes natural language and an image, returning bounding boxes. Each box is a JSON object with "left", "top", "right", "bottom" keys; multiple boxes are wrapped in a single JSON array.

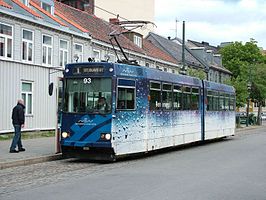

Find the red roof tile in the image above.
[
  {"left": 55, "top": 10, "right": 89, "bottom": 33},
  {"left": 55, "top": 1, "right": 145, "bottom": 54},
  {"left": 54, "top": 1, "right": 177, "bottom": 65},
  {"left": 0, "top": 0, "right": 12, "bottom": 9},
  {"left": 11, "top": 0, "right": 42, "bottom": 18},
  {"left": 143, "top": 40, "right": 178, "bottom": 64},
  {"left": 29, "top": 0, "right": 67, "bottom": 26}
]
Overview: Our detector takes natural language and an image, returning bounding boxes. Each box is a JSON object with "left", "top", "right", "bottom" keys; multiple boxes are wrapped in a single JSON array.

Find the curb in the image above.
[
  {"left": 236, "top": 124, "right": 266, "bottom": 133},
  {"left": 0, "top": 153, "right": 62, "bottom": 170}
]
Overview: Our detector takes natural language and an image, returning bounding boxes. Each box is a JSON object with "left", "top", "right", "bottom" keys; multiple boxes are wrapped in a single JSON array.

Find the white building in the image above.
[{"left": 0, "top": 0, "right": 178, "bottom": 133}]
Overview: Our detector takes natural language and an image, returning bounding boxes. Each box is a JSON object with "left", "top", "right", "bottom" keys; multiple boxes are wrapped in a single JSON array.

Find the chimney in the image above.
[
  {"left": 84, "top": 0, "right": 94, "bottom": 14},
  {"left": 109, "top": 18, "right": 120, "bottom": 25}
]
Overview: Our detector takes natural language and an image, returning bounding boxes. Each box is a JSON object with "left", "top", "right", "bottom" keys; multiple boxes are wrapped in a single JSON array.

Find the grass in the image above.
[{"left": 0, "top": 131, "right": 55, "bottom": 141}]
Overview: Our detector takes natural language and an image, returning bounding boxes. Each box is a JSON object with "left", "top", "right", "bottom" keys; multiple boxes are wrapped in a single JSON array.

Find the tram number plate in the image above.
[{"left": 83, "top": 147, "right": 90, "bottom": 150}]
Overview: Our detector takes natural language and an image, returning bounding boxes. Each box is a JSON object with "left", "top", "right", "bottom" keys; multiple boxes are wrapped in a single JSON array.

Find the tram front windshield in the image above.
[{"left": 63, "top": 78, "right": 112, "bottom": 114}]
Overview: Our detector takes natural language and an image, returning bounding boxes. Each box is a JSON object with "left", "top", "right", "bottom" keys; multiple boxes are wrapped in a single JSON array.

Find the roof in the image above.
[
  {"left": 12, "top": 0, "right": 42, "bottom": 18},
  {"left": 187, "top": 40, "right": 220, "bottom": 54},
  {"left": 146, "top": 32, "right": 204, "bottom": 68},
  {"left": 0, "top": 0, "right": 178, "bottom": 65},
  {"left": 54, "top": 1, "right": 177, "bottom": 64},
  {"left": 0, "top": 0, "right": 12, "bottom": 9}
]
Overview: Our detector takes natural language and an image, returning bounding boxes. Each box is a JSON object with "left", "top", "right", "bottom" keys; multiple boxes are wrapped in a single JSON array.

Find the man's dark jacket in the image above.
[{"left": 12, "top": 103, "right": 25, "bottom": 125}]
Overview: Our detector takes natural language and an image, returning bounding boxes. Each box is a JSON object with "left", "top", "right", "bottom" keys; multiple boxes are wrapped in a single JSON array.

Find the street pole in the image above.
[
  {"left": 246, "top": 66, "right": 252, "bottom": 127},
  {"left": 180, "top": 21, "right": 186, "bottom": 75}
]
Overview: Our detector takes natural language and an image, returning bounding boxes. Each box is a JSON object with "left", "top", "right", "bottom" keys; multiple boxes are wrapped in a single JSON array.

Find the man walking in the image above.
[{"left": 10, "top": 99, "right": 26, "bottom": 153}]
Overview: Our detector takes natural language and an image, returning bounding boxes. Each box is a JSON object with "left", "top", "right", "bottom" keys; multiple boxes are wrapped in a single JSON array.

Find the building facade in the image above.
[
  {"left": 57, "top": 0, "right": 155, "bottom": 37},
  {"left": 0, "top": 0, "right": 177, "bottom": 133},
  {"left": 146, "top": 33, "right": 232, "bottom": 83}
]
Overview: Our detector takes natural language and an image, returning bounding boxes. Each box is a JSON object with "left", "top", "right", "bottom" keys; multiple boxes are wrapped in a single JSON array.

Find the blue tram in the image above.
[{"left": 60, "top": 62, "right": 235, "bottom": 161}]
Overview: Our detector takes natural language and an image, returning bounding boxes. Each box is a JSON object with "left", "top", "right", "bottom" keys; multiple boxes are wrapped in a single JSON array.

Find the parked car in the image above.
[{"left": 261, "top": 113, "right": 266, "bottom": 120}]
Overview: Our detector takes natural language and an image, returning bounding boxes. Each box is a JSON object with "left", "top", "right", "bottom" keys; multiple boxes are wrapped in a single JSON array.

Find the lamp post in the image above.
[
  {"left": 180, "top": 21, "right": 187, "bottom": 75},
  {"left": 246, "top": 66, "right": 252, "bottom": 127},
  {"left": 246, "top": 82, "right": 251, "bottom": 126}
]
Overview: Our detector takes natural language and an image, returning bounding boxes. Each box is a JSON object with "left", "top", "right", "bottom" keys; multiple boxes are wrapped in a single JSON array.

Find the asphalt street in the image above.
[{"left": 1, "top": 126, "right": 266, "bottom": 200}]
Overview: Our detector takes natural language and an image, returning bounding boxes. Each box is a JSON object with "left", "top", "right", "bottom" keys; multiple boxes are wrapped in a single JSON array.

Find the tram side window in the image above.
[
  {"left": 117, "top": 79, "right": 136, "bottom": 110},
  {"left": 182, "top": 86, "right": 191, "bottom": 110},
  {"left": 173, "top": 85, "right": 182, "bottom": 110},
  {"left": 162, "top": 83, "right": 172, "bottom": 110},
  {"left": 229, "top": 95, "right": 235, "bottom": 111},
  {"left": 207, "top": 91, "right": 213, "bottom": 111},
  {"left": 150, "top": 82, "right": 161, "bottom": 110},
  {"left": 213, "top": 92, "right": 219, "bottom": 111},
  {"left": 191, "top": 88, "right": 199, "bottom": 110},
  {"left": 219, "top": 93, "right": 225, "bottom": 111},
  {"left": 224, "top": 94, "right": 230, "bottom": 111},
  {"left": 207, "top": 90, "right": 219, "bottom": 111}
]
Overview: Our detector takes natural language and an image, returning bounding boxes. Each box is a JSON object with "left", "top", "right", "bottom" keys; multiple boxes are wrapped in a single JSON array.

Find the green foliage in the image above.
[
  {"left": 250, "top": 64, "right": 266, "bottom": 102},
  {"left": 220, "top": 39, "right": 266, "bottom": 108},
  {"left": 187, "top": 68, "right": 207, "bottom": 80}
]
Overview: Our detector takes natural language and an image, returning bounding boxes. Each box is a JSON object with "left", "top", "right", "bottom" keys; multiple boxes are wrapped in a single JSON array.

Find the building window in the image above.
[
  {"left": 133, "top": 35, "right": 142, "bottom": 48},
  {"left": 93, "top": 49, "right": 101, "bottom": 62},
  {"left": 20, "top": 0, "right": 29, "bottom": 6},
  {"left": 145, "top": 62, "right": 150, "bottom": 67},
  {"left": 42, "top": 34, "right": 52, "bottom": 66},
  {"left": 106, "top": 54, "right": 115, "bottom": 62},
  {"left": 156, "top": 66, "right": 162, "bottom": 71},
  {"left": 22, "top": 29, "right": 33, "bottom": 62},
  {"left": 164, "top": 68, "right": 168, "bottom": 72},
  {"left": 21, "top": 82, "right": 33, "bottom": 115},
  {"left": 59, "top": 39, "right": 68, "bottom": 67},
  {"left": 41, "top": 2, "right": 54, "bottom": 15},
  {"left": 73, "top": 43, "right": 83, "bottom": 62},
  {"left": 172, "top": 69, "right": 175, "bottom": 73},
  {"left": 0, "top": 23, "right": 13, "bottom": 59}
]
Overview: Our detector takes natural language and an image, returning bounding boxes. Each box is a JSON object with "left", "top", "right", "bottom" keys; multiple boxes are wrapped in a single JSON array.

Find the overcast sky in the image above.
[{"left": 154, "top": 0, "right": 266, "bottom": 49}]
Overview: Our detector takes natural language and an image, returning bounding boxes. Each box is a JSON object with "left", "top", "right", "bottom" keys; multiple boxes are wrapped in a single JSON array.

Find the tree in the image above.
[
  {"left": 250, "top": 64, "right": 266, "bottom": 124},
  {"left": 187, "top": 68, "right": 206, "bottom": 80},
  {"left": 220, "top": 39, "right": 266, "bottom": 124}
]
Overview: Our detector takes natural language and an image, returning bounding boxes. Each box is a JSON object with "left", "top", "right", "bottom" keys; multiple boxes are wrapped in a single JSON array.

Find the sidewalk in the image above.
[{"left": 0, "top": 137, "right": 62, "bottom": 170}]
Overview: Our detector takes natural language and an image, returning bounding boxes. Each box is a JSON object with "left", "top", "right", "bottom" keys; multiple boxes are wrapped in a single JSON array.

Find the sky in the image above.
[{"left": 154, "top": 0, "right": 266, "bottom": 49}]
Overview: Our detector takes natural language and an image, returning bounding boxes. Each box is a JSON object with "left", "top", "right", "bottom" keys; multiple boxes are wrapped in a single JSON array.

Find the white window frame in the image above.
[
  {"left": 0, "top": 22, "right": 13, "bottom": 59},
  {"left": 93, "top": 49, "right": 101, "bottom": 62},
  {"left": 21, "top": 81, "right": 33, "bottom": 115},
  {"left": 59, "top": 39, "right": 69, "bottom": 67},
  {"left": 73, "top": 43, "right": 83, "bottom": 62},
  {"left": 22, "top": 28, "right": 34, "bottom": 63},
  {"left": 145, "top": 62, "right": 150, "bottom": 67},
  {"left": 108, "top": 54, "right": 115, "bottom": 62},
  {"left": 41, "top": 2, "right": 54, "bottom": 15},
  {"left": 133, "top": 35, "right": 142, "bottom": 48},
  {"left": 20, "top": 0, "right": 29, "bottom": 6},
  {"left": 42, "top": 34, "right": 53, "bottom": 66}
]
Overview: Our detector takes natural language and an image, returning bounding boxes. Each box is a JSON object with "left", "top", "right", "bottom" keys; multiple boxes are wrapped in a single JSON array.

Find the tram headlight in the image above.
[
  {"left": 62, "top": 132, "right": 69, "bottom": 138},
  {"left": 105, "top": 133, "right": 111, "bottom": 140},
  {"left": 100, "top": 133, "right": 111, "bottom": 140}
]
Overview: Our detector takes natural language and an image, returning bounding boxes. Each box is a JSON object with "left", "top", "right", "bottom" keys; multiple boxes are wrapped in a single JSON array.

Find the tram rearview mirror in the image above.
[{"left": 49, "top": 82, "right": 54, "bottom": 96}]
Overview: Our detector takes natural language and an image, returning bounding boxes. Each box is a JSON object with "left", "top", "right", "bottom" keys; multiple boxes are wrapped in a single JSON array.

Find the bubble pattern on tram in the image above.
[{"left": 60, "top": 62, "right": 235, "bottom": 161}]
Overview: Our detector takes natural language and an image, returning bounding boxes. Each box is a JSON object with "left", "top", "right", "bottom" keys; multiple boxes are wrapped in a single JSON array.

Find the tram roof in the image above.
[{"left": 204, "top": 80, "right": 235, "bottom": 93}]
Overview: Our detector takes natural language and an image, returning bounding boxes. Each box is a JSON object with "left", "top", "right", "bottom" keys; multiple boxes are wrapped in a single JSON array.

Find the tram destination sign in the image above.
[{"left": 73, "top": 66, "right": 104, "bottom": 74}]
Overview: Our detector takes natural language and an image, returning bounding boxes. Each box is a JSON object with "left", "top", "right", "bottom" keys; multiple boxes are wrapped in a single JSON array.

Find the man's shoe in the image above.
[
  {"left": 19, "top": 148, "right": 26, "bottom": 152},
  {"left": 9, "top": 149, "right": 19, "bottom": 153}
]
